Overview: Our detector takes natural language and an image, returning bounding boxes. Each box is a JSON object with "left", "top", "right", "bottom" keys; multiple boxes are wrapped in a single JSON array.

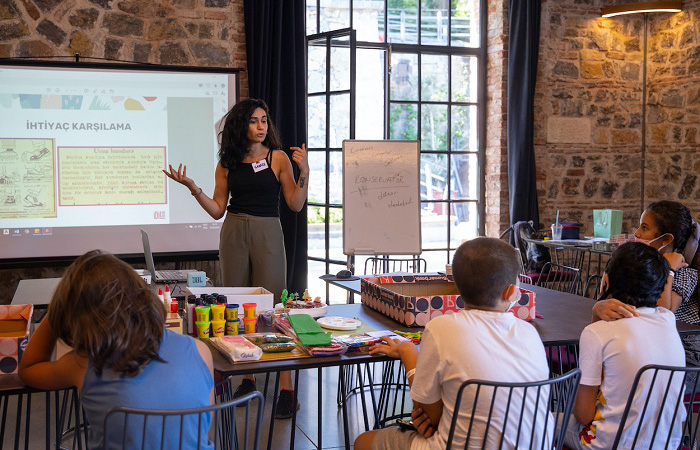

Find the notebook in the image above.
[{"left": 140, "top": 229, "right": 197, "bottom": 283}]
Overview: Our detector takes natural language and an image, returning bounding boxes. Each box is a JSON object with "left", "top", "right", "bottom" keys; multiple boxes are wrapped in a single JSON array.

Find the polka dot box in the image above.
[
  {"left": 361, "top": 275, "right": 536, "bottom": 327},
  {"left": 0, "top": 304, "right": 33, "bottom": 375}
]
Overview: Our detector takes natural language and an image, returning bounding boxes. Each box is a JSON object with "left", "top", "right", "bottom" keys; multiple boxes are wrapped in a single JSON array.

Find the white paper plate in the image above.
[
  {"left": 317, "top": 316, "right": 361, "bottom": 331},
  {"left": 274, "top": 303, "right": 328, "bottom": 318}
]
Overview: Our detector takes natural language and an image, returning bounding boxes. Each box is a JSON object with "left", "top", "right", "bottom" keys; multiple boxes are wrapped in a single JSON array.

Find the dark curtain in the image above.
[
  {"left": 507, "top": 0, "right": 541, "bottom": 228},
  {"left": 244, "top": 0, "right": 308, "bottom": 294}
]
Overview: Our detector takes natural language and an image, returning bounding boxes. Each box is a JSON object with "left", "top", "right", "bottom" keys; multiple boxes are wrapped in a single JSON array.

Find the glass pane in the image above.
[
  {"left": 308, "top": 259, "right": 327, "bottom": 303},
  {"left": 329, "top": 151, "right": 343, "bottom": 204},
  {"left": 451, "top": 153, "right": 478, "bottom": 200},
  {"left": 387, "top": 0, "right": 418, "bottom": 44},
  {"left": 423, "top": 250, "right": 449, "bottom": 272},
  {"left": 451, "top": 0, "right": 479, "bottom": 47},
  {"left": 329, "top": 93, "right": 350, "bottom": 148},
  {"left": 328, "top": 207, "right": 345, "bottom": 262},
  {"left": 451, "top": 105, "right": 478, "bottom": 151},
  {"left": 389, "top": 103, "right": 417, "bottom": 140},
  {"left": 308, "top": 151, "right": 326, "bottom": 204},
  {"left": 421, "top": 153, "right": 447, "bottom": 201},
  {"left": 421, "top": 104, "right": 448, "bottom": 151},
  {"left": 320, "top": 0, "right": 350, "bottom": 33},
  {"left": 421, "top": 0, "right": 449, "bottom": 45},
  {"left": 451, "top": 55, "right": 477, "bottom": 102},
  {"left": 354, "top": 0, "right": 385, "bottom": 43},
  {"left": 306, "top": 1, "right": 318, "bottom": 35},
  {"left": 451, "top": 202, "right": 478, "bottom": 247},
  {"left": 421, "top": 203, "right": 448, "bottom": 250},
  {"left": 330, "top": 36, "right": 351, "bottom": 92},
  {"left": 308, "top": 42, "right": 327, "bottom": 94},
  {"left": 356, "top": 48, "right": 385, "bottom": 140},
  {"left": 308, "top": 213, "right": 327, "bottom": 259},
  {"left": 390, "top": 53, "right": 418, "bottom": 101},
  {"left": 328, "top": 282, "right": 351, "bottom": 305},
  {"left": 307, "top": 95, "right": 326, "bottom": 149},
  {"left": 422, "top": 54, "right": 448, "bottom": 101}
]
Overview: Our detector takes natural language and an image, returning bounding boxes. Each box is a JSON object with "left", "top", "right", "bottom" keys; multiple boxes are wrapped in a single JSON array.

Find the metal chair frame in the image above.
[
  {"left": 535, "top": 261, "right": 582, "bottom": 295},
  {"left": 612, "top": 364, "right": 700, "bottom": 449},
  {"left": 103, "top": 390, "right": 264, "bottom": 450},
  {"left": 363, "top": 256, "right": 427, "bottom": 275},
  {"left": 445, "top": 369, "right": 582, "bottom": 450}
]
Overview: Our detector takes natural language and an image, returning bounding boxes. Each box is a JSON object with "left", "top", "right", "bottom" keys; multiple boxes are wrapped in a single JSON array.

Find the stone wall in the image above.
[
  {"left": 485, "top": 0, "right": 509, "bottom": 237},
  {"left": 0, "top": 0, "right": 248, "bottom": 97},
  {"left": 0, "top": 0, "right": 246, "bottom": 302},
  {"left": 536, "top": 0, "right": 700, "bottom": 236}
]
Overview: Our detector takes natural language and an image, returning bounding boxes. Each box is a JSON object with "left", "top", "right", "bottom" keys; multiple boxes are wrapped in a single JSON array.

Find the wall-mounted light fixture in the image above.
[{"left": 600, "top": 1, "right": 682, "bottom": 213}]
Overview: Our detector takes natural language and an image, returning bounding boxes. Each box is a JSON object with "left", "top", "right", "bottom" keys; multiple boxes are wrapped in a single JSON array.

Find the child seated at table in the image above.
[
  {"left": 564, "top": 242, "right": 686, "bottom": 449},
  {"left": 354, "top": 237, "right": 551, "bottom": 450},
  {"left": 18, "top": 250, "right": 215, "bottom": 450}
]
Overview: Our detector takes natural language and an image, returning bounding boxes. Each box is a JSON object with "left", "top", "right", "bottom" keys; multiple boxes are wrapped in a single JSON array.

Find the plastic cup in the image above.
[
  {"left": 195, "top": 321, "right": 211, "bottom": 339},
  {"left": 211, "top": 320, "right": 225, "bottom": 337},
  {"left": 210, "top": 304, "right": 225, "bottom": 322},
  {"left": 551, "top": 224, "right": 564, "bottom": 240},
  {"left": 243, "top": 317, "right": 257, "bottom": 334},
  {"left": 226, "top": 304, "right": 239, "bottom": 321},
  {"left": 242, "top": 303, "right": 257, "bottom": 319},
  {"left": 195, "top": 306, "right": 210, "bottom": 322},
  {"left": 226, "top": 319, "right": 240, "bottom": 335}
]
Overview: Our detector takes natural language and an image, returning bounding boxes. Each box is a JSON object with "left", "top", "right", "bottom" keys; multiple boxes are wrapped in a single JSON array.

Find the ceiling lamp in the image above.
[{"left": 601, "top": 1, "right": 682, "bottom": 18}]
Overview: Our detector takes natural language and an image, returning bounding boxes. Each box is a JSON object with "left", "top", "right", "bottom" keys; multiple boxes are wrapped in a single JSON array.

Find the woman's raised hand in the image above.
[
  {"left": 290, "top": 144, "right": 309, "bottom": 174},
  {"left": 163, "top": 164, "right": 195, "bottom": 190}
]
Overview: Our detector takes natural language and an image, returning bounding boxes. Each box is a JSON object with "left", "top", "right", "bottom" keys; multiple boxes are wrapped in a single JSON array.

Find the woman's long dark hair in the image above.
[
  {"left": 218, "top": 98, "right": 282, "bottom": 169},
  {"left": 600, "top": 242, "right": 669, "bottom": 308}
]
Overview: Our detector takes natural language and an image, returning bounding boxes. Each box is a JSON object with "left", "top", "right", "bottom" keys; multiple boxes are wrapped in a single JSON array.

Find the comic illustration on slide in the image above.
[
  {"left": 57, "top": 147, "right": 167, "bottom": 206},
  {"left": 0, "top": 138, "right": 57, "bottom": 219}
]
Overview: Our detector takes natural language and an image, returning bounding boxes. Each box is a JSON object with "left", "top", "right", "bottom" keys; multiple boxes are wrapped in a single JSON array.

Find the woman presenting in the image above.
[{"left": 164, "top": 98, "right": 308, "bottom": 419}]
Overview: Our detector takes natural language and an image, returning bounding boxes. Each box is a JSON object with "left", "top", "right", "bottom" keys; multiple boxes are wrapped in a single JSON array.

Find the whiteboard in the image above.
[{"left": 342, "top": 140, "right": 421, "bottom": 255}]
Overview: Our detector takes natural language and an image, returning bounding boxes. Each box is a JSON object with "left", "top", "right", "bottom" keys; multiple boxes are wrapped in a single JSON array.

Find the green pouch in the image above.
[{"left": 288, "top": 314, "right": 331, "bottom": 346}]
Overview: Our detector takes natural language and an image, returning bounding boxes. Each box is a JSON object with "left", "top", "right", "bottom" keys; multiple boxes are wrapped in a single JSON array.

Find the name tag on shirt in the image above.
[{"left": 252, "top": 159, "right": 269, "bottom": 173}]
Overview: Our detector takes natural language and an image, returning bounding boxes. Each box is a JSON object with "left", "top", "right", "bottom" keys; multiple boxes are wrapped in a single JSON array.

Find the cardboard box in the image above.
[
  {"left": 361, "top": 274, "right": 463, "bottom": 327},
  {"left": 361, "top": 275, "right": 536, "bottom": 326},
  {"left": 0, "top": 304, "right": 33, "bottom": 374},
  {"left": 165, "top": 312, "right": 183, "bottom": 334},
  {"left": 185, "top": 287, "right": 274, "bottom": 312},
  {"left": 512, "top": 288, "right": 537, "bottom": 321}
]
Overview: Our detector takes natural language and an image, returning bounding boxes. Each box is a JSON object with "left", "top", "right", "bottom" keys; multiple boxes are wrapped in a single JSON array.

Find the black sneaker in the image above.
[
  {"left": 233, "top": 378, "right": 257, "bottom": 406},
  {"left": 274, "top": 390, "right": 300, "bottom": 419}
]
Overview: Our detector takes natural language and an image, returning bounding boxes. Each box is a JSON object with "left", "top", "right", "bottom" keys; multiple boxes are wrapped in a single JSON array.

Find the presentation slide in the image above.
[{"left": 0, "top": 63, "right": 238, "bottom": 261}]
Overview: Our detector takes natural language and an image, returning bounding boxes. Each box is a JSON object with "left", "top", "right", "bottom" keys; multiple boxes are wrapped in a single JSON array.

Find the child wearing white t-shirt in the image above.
[
  {"left": 354, "top": 237, "right": 551, "bottom": 450},
  {"left": 565, "top": 242, "right": 686, "bottom": 450}
]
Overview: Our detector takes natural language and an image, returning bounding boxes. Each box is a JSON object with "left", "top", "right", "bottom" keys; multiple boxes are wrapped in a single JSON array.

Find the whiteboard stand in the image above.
[{"left": 342, "top": 139, "right": 421, "bottom": 257}]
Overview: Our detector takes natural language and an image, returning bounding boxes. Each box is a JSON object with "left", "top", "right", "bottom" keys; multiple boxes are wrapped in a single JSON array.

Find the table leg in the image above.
[
  {"left": 290, "top": 370, "right": 300, "bottom": 450},
  {"left": 364, "top": 363, "right": 381, "bottom": 430},
  {"left": 339, "top": 366, "right": 351, "bottom": 449},
  {"left": 266, "top": 372, "right": 280, "bottom": 450},
  {"left": 318, "top": 367, "right": 323, "bottom": 449},
  {"left": 356, "top": 364, "right": 370, "bottom": 431}
]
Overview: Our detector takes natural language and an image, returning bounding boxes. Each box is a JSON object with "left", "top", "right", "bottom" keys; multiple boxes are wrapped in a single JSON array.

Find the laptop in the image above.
[{"left": 140, "top": 229, "right": 197, "bottom": 283}]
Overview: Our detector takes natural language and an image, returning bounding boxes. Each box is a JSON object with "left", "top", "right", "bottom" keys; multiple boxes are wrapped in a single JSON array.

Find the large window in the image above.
[{"left": 307, "top": 0, "right": 485, "bottom": 303}]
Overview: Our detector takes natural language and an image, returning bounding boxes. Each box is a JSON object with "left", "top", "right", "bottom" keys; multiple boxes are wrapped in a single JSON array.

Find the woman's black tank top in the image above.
[{"left": 226, "top": 149, "right": 281, "bottom": 217}]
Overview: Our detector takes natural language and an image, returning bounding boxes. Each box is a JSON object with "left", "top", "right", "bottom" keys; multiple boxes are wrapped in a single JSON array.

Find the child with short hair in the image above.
[
  {"left": 565, "top": 242, "right": 686, "bottom": 449},
  {"left": 355, "top": 237, "right": 551, "bottom": 450},
  {"left": 18, "top": 250, "right": 215, "bottom": 450}
]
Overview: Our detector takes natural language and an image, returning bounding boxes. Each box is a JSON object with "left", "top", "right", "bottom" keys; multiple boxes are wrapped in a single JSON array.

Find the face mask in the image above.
[
  {"left": 635, "top": 233, "right": 670, "bottom": 252},
  {"left": 507, "top": 299, "right": 519, "bottom": 312}
]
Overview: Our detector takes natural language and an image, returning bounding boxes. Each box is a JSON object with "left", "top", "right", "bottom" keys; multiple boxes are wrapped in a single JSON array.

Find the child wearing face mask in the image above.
[
  {"left": 594, "top": 201, "right": 700, "bottom": 366},
  {"left": 565, "top": 242, "right": 686, "bottom": 449},
  {"left": 355, "top": 237, "right": 552, "bottom": 450}
]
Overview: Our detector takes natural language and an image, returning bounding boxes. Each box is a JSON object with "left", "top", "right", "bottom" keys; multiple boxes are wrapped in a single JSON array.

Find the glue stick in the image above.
[{"left": 158, "top": 287, "right": 164, "bottom": 304}]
